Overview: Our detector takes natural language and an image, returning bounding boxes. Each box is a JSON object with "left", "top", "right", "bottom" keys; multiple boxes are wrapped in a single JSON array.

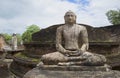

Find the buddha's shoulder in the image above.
[
  {"left": 57, "top": 24, "right": 86, "bottom": 30},
  {"left": 57, "top": 25, "right": 65, "bottom": 30},
  {"left": 76, "top": 24, "right": 86, "bottom": 29},
  {"left": 56, "top": 25, "right": 64, "bottom": 32}
]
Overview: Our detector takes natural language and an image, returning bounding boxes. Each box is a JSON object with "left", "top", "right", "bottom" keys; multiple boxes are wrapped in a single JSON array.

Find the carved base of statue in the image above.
[{"left": 23, "top": 64, "right": 120, "bottom": 78}]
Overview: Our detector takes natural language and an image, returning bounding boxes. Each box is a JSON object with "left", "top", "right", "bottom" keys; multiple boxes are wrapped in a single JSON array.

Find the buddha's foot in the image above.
[
  {"left": 58, "top": 62, "right": 82, "bottom": 66},
  {"left": 58, "top": 62, "right": 72, "bottom": 66},
  {"left": 36, "top": 62, "right": 44, "bottom": 66}
]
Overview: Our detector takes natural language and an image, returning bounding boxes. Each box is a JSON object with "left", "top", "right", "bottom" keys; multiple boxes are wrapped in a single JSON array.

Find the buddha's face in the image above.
[{"left": 64, "top": 11, "right": 76, "bottom": 24}]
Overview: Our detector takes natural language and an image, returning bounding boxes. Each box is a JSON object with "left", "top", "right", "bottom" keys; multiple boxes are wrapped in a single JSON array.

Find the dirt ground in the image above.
[
  {"left": 0, "top": 59, "right": 13, "bottom": 78},
  {"left": 0, "top": 66, "right": 10, "bottom": 78}
]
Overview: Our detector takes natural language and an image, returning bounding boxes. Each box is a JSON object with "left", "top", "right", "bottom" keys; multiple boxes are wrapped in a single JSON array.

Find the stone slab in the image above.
[
  {"left": 23, "top": 67, "right": 120, "bottom": 78},
  {"left": 39, "top": 65, "right": 109, "bottom": 71}
]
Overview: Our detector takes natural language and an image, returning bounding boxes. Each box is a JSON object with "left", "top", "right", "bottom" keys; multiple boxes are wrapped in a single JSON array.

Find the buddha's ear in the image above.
[{"left": 64, "top": 15, "right": 67, "bottom": 24}]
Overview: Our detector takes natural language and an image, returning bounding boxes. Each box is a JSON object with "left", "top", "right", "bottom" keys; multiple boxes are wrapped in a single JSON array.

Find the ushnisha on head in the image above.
[{"left": 64, "top": 10, "right": 76, "bottom": 24}]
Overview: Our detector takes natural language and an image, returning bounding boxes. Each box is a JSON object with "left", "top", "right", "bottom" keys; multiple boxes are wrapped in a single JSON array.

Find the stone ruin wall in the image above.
[
  {"left": 32, "top": 24, "right": 120, "bottom": 43},
  {"left": 21, "top": 24, "right": 120, "bottom": 59}
]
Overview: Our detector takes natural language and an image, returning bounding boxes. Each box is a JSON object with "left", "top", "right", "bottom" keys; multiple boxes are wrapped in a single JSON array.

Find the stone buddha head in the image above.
[{"left": 64, "top": 10, "right": 76, "bottom": 24}]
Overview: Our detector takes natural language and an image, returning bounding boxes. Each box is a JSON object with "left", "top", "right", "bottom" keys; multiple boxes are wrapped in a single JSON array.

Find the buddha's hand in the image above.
[{"left": 66, "top": 50, "right": 83, "bottom": 56}]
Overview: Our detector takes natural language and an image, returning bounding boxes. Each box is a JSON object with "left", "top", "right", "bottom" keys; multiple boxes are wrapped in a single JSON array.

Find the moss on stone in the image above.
[{"left": 14, "top": 53, "right": 40, "bottom": 63}]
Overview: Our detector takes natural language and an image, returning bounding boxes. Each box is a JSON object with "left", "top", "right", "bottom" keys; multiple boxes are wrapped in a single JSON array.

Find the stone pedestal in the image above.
[
  {"left": 36, "top": 65, "right": 109, "bottom": 71},
  {"left": 23, "top": 65, "right": 120, "bottom": 78}
]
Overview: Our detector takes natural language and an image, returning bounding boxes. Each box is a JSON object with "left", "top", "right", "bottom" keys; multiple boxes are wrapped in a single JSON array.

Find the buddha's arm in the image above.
[
  {"left": 80, "top": 27, "right": 89, "bottom": 52},
  {"left": 56, "top": 27, "right": 68, "bottom": 54}
]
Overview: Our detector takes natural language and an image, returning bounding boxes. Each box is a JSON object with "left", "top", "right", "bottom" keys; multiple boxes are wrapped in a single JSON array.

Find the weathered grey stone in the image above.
[
  {"left": 23, "top": 66, "right": 120, "bottom": 78},
  {"left": 38, "top": 65, "right": 110, "bottom": 71},
  {"left": 11, "top": 11, "right": 120, "bottom": 78},
  {"left": 11, "top": 33, "right": 18, "bottom": 50},
  {"left": 41, "top": 10, "right": 107, "bottom": 66}
]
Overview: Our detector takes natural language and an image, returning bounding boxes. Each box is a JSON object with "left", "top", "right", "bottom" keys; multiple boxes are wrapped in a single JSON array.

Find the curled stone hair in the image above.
[{"left": 64, "top": 10, "right": 76, "bottom": 17}]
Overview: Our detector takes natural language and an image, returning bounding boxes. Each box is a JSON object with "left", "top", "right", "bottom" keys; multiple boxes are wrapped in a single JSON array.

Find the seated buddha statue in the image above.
[{"left": 40, "top": 10, "right": 106, "bottom": 66}]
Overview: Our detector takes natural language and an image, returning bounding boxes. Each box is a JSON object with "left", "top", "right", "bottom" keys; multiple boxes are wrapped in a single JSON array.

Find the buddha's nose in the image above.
[{"left": 68, "top": 16, "right": 72, "bottom": 20}]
